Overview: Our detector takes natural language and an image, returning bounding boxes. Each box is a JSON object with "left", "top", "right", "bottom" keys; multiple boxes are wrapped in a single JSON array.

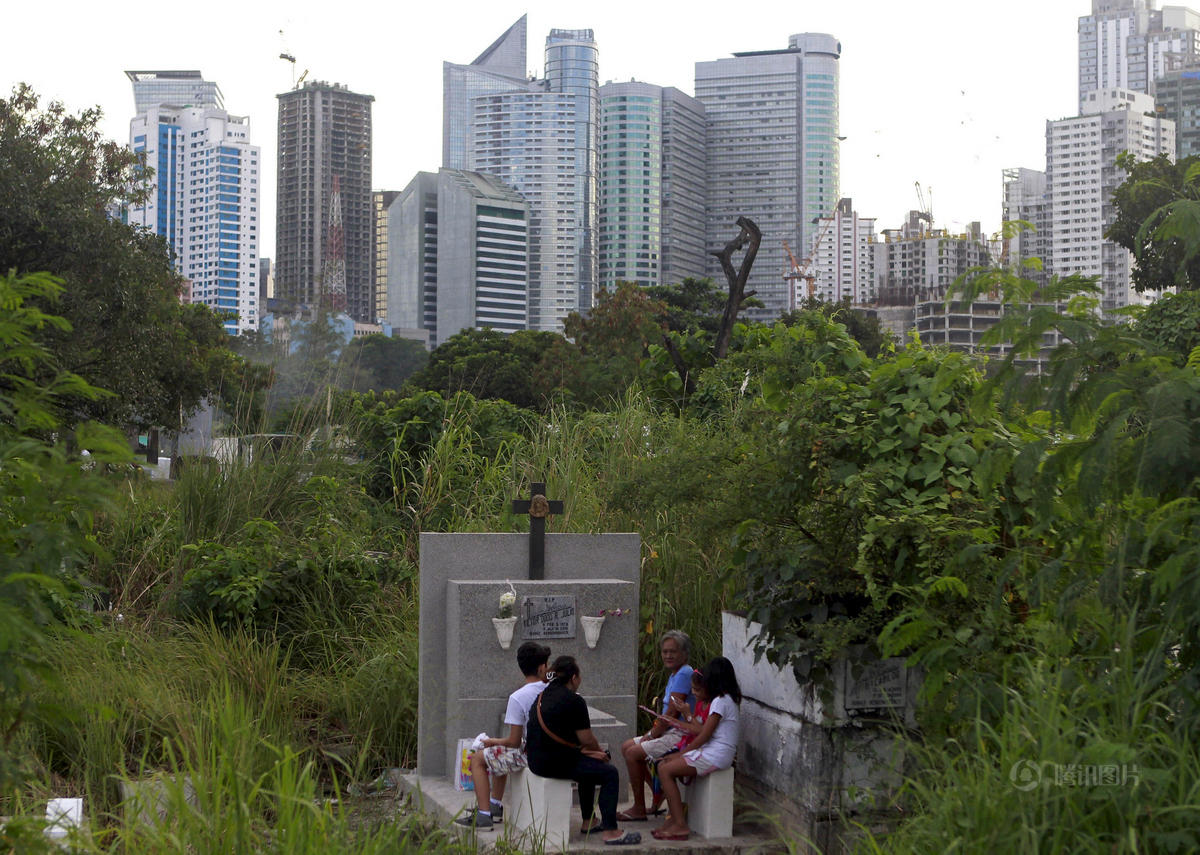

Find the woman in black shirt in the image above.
[{"left": 524, "top": 655, "right": 641, "bottom": 846}]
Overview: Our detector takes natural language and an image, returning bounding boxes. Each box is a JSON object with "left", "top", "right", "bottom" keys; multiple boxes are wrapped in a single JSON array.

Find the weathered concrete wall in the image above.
[{"left": 723, "top": 613, "right": 917, "bottom": 853}]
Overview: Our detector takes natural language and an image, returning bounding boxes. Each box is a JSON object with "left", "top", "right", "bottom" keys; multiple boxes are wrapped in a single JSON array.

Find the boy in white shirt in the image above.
[{"left": 455, "top": 641, "right": 551, "bottom": 830}]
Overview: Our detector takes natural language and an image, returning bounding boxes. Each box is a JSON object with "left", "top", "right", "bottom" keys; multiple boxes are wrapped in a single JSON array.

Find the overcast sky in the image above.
[{"left": 4, "top": 0, "right": 1080, "bottom": 254}]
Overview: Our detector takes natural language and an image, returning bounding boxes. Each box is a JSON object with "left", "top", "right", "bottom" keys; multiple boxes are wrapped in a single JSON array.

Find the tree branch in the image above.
[
  {"left": 661, "top": 332, "right": 696, "bottom": 397},
  {"left": 712, "top": 216, "right": 762, "bottom": 360}
]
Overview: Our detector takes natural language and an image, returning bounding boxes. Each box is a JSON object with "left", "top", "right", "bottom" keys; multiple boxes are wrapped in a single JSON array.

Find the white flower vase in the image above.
[
  {"left": 493, "top": 616, "right": 518, "bottom": 650},
  {"left": 581, "top": 615, "right": 606, "bottom": 649}
]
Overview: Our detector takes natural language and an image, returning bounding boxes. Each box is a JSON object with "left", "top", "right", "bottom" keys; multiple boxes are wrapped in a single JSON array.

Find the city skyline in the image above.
[{"left": 7, "top": 0, "right": 1078, "bottom": 265}]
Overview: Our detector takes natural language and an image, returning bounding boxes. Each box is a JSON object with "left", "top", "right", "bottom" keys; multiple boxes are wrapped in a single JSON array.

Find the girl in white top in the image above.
[{"left": 650, "top": 657, "right": 742, "bottom": 841}]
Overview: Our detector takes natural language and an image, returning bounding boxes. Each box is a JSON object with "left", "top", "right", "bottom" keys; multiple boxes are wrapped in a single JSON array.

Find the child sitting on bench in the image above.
[
  {"left": 454, "top": 641, "right": 550, "bottom": 830},
  {"left": 650, "top": 657, "right": 742, "bottom": 842}
]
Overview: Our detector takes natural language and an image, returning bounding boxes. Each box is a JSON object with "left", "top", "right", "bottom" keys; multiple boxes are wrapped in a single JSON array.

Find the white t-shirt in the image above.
[
  {"left": 505, "top": 680, "right": 548, "bottom": 730},
  {"left": 696, "top": 694, "right": 739, "bottom": 769}
]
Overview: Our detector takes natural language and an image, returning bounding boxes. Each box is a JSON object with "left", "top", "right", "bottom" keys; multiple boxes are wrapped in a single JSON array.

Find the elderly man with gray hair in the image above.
[{"left": 616, "top": 629, "right": 694, "bottom": 821}]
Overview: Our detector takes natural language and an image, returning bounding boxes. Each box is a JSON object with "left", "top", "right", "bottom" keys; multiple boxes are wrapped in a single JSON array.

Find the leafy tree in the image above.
[
  {"left": 407, "top": 327, "right": 569, "bottom": 409},
  {"left": 643, "top": 277, "right": 727, "bottom": 336},
  {"left": 1133, "top": 289, "right": 1200, "bottom": 363},
  {"left": 0, "top": 84, "right": 237, "bottom": 431},
  {"left": 781, "top": 297, "right": 893, "bottom": 358},
  {"left": 0, "top": 270, "right": 129, "bottom": 792},
  {"left": 339, "top": 333, "right": 428, "bottom": 394},
  {"left": 1108, "top": 152, "right": 1200, "bottom": 293},
  {"left": 563, "top": 281, "right": 667, "bottom": 405}
]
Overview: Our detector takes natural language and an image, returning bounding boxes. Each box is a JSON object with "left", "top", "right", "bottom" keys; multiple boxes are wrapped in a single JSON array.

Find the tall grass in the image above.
[
  {"left": 854, "top": 617, "right": 1200, "bottom": 853},
  {"left": 7, "top": 388, "right": 750, "bottom": 847}
]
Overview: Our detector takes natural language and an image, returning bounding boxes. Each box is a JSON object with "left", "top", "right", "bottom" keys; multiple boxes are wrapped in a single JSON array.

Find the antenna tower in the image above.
[{"left": 322, "top": 174, "right": 347, "bottom": 314}]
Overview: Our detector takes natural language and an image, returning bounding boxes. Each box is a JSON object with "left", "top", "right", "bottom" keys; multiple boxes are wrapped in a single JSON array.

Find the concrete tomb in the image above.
[{"left": 416, "top": 522, "right": 640, "bottom": 798}]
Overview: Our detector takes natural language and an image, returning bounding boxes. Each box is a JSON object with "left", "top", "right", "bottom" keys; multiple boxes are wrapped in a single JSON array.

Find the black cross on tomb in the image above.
[{"left": 511, "top": 481, "right": 563, "bottom": 580}]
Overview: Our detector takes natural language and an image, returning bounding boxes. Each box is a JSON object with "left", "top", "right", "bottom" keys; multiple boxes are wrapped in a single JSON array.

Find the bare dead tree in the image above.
[{"left": 711, "top": 216, "right": 761, "bottom": 361}]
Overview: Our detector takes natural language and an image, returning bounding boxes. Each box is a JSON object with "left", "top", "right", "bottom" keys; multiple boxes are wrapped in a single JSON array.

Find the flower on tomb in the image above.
[{"left": 498, "top": 589, "right": 517, "bottom": 619}]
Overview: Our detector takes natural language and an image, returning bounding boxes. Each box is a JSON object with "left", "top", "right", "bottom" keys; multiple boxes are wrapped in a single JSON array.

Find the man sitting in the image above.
[
  {"left": 617, "top": 629, "right": 694, "bottom": 821},
  {"left": 455, "top": 641, "right": 551, "bottom": 830}
]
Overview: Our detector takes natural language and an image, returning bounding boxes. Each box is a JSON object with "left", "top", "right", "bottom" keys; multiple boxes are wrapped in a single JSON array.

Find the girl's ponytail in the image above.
[{"left": 546, "top": 654, "right": 580, "bottom": 686}]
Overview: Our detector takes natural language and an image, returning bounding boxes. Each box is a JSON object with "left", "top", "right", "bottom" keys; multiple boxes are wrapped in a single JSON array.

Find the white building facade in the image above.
[
  {"left": 129, "top": 103, "right": 260, "bottom": 334},
  {"left": 809, "top": 197, "right": 875, "bottom": 304},
  {"left": 1079, "top": 1, "right": 1200, "bottom": 111},
  {"left": 1046, "top": 88, "right": 1174, "bottom": 310}
]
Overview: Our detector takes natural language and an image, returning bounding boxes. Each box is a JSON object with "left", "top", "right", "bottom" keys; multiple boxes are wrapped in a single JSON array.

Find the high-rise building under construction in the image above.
[{"left": 276, "top": 81, "right": 374, "bottom": 321}]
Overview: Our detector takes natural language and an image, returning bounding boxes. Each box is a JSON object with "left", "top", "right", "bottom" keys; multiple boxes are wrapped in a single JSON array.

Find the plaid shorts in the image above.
[{"left": 480, "top": 745, "right": 528, "bottom": 776}]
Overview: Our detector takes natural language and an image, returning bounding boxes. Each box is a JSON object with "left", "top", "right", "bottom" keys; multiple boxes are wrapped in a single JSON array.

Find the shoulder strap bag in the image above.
[{"left": 536, "top": 693, "right": 581, "bottom": 750}]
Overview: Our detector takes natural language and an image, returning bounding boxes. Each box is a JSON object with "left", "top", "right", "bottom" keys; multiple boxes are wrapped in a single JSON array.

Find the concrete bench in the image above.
[
  {"left": 503, "top": 768, "right": 572, "bottom": 851},
  {"left": 681, "top": 765, "right": 734, "bottom": 838}
]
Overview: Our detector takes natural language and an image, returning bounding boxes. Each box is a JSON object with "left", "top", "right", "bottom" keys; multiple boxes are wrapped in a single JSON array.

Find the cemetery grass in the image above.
[{"left": 5, "top": 392, "right": 735, "bottom": 848}]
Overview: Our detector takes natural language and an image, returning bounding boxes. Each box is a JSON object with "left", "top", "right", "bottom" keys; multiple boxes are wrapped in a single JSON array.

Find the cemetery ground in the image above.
[{"left": 7, "top": 286, "right": 1200, "bottom": 850}]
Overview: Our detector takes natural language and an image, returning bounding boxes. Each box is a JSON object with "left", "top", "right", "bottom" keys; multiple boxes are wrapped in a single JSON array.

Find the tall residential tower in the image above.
[
  {"left": 1047, "top": 88, "right": 1174, "bottom": 310},
  {"left": 125, "top": 71, "right": 260, "bottom": 335},
  {"left": 1078, "top": 0, "right": 1200, "bottom": 109}
]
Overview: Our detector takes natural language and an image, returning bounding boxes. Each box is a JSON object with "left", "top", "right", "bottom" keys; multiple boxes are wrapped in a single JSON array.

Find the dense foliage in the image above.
[
  {"left": 0, "top": 85, "right": 241, "bottom": 431},
  {"left": 1108, "top": 152, "right": 1200, "bottom": 293}
]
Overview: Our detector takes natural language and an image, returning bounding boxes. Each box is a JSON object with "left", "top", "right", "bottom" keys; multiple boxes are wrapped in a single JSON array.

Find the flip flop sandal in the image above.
[
  {"left": 604, "top": 831, "right": 642, "bottom": 846},
  {"left": 580, "top": 820, "right": 602, "bottom": 834},
  {"left": 614, "top": 810, "right": 648, "bottom": 822}
]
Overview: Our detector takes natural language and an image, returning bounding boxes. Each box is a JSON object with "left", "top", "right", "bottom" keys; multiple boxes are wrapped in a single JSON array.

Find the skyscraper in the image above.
[
  {"left": 443, "top": 16, "right": 536, "bottom": 170},
  {"left": 442, "top": 19, "right": 598, "bottom": 332},
  {"left": 696, "top": 33, "right": 841, "bottom": 321},
  {"left": 125, "top": 70, "right": 223, "bottom": 113},
  {"left": 598, "top": 81, "right": 707, "bottom": 289},
  {"left": 660, "top": 88, "right": 708, "bottom": 287},
  {"left": 545, "top": 29, "right": 599, "bottom": 311},
  {"left": 1047, "top": 89, "right": 1174, "bottom": 310},
  {"left": 126, "top": 72, "right": 260, "bottom": 335},
  {"left": 599, "top": 81, "right": 662, "bottom": 288},
  {"left": 388, "top": 169, "right": 529, "bottom": 347},
  {"left": 1078, "top": 1, "right": 1200, "bottom": 110},
  {"left": 276, "top": 81, "right": 374, "bottom": 321}
]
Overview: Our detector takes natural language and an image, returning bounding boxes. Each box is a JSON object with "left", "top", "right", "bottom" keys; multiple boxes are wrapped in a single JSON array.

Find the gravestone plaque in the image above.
[
  {"left": 844, "top": 658, "right": 906, "bottom": 714},
  {"left": 521, "top": 595, "right": 576, "bottom": 639}
]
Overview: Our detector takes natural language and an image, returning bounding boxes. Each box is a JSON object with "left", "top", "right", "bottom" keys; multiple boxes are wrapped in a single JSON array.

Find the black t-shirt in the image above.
[{"left": 525, "top": 682, "right": 590, "bottom": 778}]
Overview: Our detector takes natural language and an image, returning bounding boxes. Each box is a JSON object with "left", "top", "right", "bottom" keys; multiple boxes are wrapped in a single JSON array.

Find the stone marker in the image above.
[{"left": 44, "top": 797, "right": 83, "bottom": 845}]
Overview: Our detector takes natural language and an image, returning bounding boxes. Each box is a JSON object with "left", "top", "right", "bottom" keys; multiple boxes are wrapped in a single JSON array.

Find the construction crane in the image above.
[
  {"left": 914, "top": 181, "right": 933, "bottom": 227},
  {"left": 278, "top": 30, "right": 309, "bottom": 88},
  {"left": 783, "top": 213, "right": 837, "bottom": 307},
  {"left": 782, "top": 240, "right": 811, "bottom": 307}
]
